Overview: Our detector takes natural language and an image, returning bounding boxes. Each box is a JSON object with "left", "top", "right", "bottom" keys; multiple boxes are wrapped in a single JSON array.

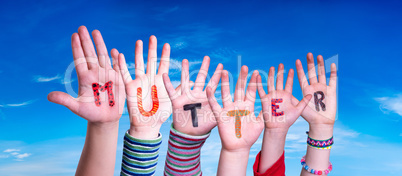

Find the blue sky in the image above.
[{"left": 1, "top": 0, "right": 402, "bottom": 175}]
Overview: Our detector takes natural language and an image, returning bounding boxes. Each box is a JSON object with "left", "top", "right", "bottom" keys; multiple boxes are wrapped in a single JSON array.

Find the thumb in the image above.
[
  {"left": 206, "top": 87, "right": 222, "bottom": 118},
  {"left": 295, "top": 94, "right": 312, "bottom": 115},
  {"left": 48, "top": 91, "right": 79, "bottom": 113},
  {"left": 162, "top": 73, "right": 176, "bottom": 99}
]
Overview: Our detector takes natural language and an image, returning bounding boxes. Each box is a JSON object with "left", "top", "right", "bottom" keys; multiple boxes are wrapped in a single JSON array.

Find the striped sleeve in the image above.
[
  {"left": 121, "top": 131, "right": 162, "bottom": 176},
  {"left": 164, "top": 124, "right": 210, "bottom": 176}
]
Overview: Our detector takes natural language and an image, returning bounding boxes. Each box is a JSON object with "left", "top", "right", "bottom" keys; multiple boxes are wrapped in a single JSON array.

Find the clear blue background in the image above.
[{"left": 1, "top": 0, "right": 401, "bottom": 175}]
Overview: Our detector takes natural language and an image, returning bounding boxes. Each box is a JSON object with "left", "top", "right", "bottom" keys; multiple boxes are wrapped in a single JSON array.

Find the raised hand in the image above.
[
  {"left": 207, "top": 66, "right": 264, "bottom": 176},
  {"left": 48, "top": 26, "right": 125, "bottom": 123},
  {"left": 207, "top": 66, "right": 263, "bottom": 151},
  {"left": 118, "top": 36, "right": 174, "bottom": 139},
  {"left": 257, "top": 64, "right": 312, "bottom": 132},
  {"left": 295, "top": 53, "right": 337, "bottom": 136},
  {"left": 296, "top": 53, "right": 337, "bottom": 176},
  {"left": 162, "top": 56, "right": 223, "bottom": 136},
  {"left": 256, "top": 64, "right": 311, "bottom": 173},
  {"left": 47, "top": 26, "right": 125, "bottom": 176}
]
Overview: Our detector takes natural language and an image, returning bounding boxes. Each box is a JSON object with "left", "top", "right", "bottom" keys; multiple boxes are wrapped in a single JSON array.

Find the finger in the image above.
[
  {"left": 162, "top": 73, "right": 177, "bottom": 99},
  {"left": 329, "top": 63, "right": 337, "bottom": 87},
  {"left": 221, "top": 70, "right": 233, "bottom": 107},
  {"left": 306, "top": 52, "right": 318, "bottom": 84},
  {"left": 295, "top": 59, "right": 309, "bottom": 90},
  {"left": 234, "top": 65, "right": 248, "bottom": 102},
  {"left": 206, "top": 63, "right": 223, "bottom": 92},
  {"left": 257, "top": 75, "right": 267, "bottom": 98},
  {"left": 111, "top": 48, "right": 119, "bottom": 72},
  {"left": 47, "top": 91, "right": 79, "bottom": 113},
  {"left": 146, "top": 35, "right": 157, "bottom": 78},
  {"left": 206, "top": 87, "right": 222, "bottom": 115},
  {"left": 77, "top": 26, "right": 98, "bottom": 70},
  {"left": 118, "top": 53, "right": 133, "bottom": 84},
  {"left": 296, "top": 94, "right": 312, "bottom": 115},
  {"left": 176, "top": 81, "right": 194, "bottom": 95},
  {"left": 245, "top": 70, "right": 258, "bottom": 102},
  {"left": 276, "top": 63, "right": 284, "bottom": 90},
  {"left": 317, "top": 55, "right": 326, "bottom": 84},
  {"left": 268, "top": 66, "right": 275, "bottom": 93},
  {"left": 157, "top": 43, "right": 170, "bottom": 75},
  {"left": 194, "top": 56, "right": 211, "bottom": 91},
  {"left": 92, "top": 30, "right": 111, "bottom": 68},
  {"left": 135, "top": 40, "right": 145, "bottom": 76},
  {"left": 71, "top": 33, "right": 88, "bottom": 74},
  {"left": 256, "top": 110, "right": 264, "bottom": 126},
  {"left": 284, "top": 69, "right": 294, "bottom": 93},
  {"left": 257, "top": 110, "right": 264, "bottom": 123},
  {"left": 181, "top": 59, "right": 190, "bottom": 94}
]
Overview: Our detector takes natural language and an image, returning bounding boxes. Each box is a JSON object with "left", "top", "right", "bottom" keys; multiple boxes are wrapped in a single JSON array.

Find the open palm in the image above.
[
  {"left": 295, "top": 53, "right": 337, "bottom": 126},
  {"left": 207, "top": 66, "right": 264, "bottom": 151},
  {"left": 48, "top": 26, "right": 125, "bottom": 123},
  {"left": 163, "top": 56, "right": 223, "bottom": 136},
  {"left": 257, "top": 64, "right": 311, "bottom": 131},
  {"left": 118, "top": 36, "right": 174, "bottom": 131}
]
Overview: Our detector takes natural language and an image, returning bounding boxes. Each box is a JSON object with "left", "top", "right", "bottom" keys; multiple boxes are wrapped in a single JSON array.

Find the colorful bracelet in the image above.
[
  {"left": 301, "top": 155, "right": 332, "bottom": 175},
  {"left": 306, "top": 131, "right": 333, "bottom": 149}
]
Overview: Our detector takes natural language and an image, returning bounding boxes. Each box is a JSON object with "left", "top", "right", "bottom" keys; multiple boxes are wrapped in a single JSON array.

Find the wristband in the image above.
[
  {"left": 306, "top": 131, "right": 333, "bottom": 149},
  {"left": 301, "top": 155, "right": 332, "bottom": 175}
]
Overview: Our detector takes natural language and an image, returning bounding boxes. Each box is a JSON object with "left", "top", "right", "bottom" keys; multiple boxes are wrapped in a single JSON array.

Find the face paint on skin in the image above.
[
  {"left": 271, "top": 99, "right": 284, "bottom": 116},
  {"left": 137, "top": 85, "right": 159, "bottom": 117},
  {"left": 183, "top": 103, "right": 202, "bottom": 127},
  {"left": 227, "top": 110, "right": 250, "bottom": 138},
  {"left": 92, "top": 81, "right": 115, "bottom": 107},
  {"left": 314, "top": 91, "right": 326, "bottom": 112}
]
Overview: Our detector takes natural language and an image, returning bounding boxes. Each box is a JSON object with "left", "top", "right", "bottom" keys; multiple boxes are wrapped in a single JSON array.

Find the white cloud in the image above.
[
  {"left": 33, "top": 75, "right": 61, "bottom": 82},
  {"left": 15, "top": 153, "right": 31, "bottom": 159},
  {"left": 3, "top": 149, "right": 20, "bottom": 153},
  {"left": 375, "top": 94, "right": 402, "bottom": 116},
  {"left": 171, "top": 41, "right": 187, "bottom": 50},
  {"left": 10, "top": 152, "right": 19, "bottom": 156},
  {"left": 0, "top": 101, "right": 34, "bottom": 108},
  {"left": 209, "top": 48, "right": 239, "bottom": 62},
  {"left": 60, "top": 78, "right": 75, "bottom": 85},
  {"left": 33, "top": 74, "right": 75, "bottom": 85}
]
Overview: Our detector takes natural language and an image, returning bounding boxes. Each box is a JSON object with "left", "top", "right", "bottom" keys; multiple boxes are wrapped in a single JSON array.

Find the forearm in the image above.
[
  {"left": 120, "top": 130, "right": 162, "bottom": 176},
  {"left": 301, "top": 125, "right": 333, "bottom": 176},
  {"left": 164, "top": 124, "right": 210, "bottom": 176},
  {"left": 217, "top": 149, "right": 250, "bottom": 176},
  {"left": 76, "top": 121, "right": 119, "bottom": 176},
  {"left": 258, "top": 128, "right": 287, "bottom": 173}
]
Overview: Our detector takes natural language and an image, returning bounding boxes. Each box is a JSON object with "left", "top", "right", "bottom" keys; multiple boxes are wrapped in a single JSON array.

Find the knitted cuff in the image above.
[
  {"left": 164, "top": 124, "right": 210, "bottom": 176},
  {"left": 121, "top": 131, "right": 162, "bottom": 176}
]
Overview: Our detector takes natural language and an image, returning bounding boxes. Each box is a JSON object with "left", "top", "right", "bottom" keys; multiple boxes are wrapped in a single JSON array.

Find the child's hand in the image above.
[
  {"left": 163, "top": 57, "right": 223, "bottom": 136},
  {"left": 118, "top": 36, "right": 174, "bottom": 139},
  {"left": 296, "top": 53, "right": 337, "bottom": 138},
  {"left": 207, "top": 66, "right": 264, "bottom": 152},
  {"left": 257, "top": 64, "right": 312, "bottom": 133},
  {"left": 48, "top": 26, "right": 125, "bottom": 124}
]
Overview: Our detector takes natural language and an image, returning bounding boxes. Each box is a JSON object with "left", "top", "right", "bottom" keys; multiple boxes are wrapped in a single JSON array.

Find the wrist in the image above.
[
  {"left": 221, "top": 147, "right": 250, "bottom": 158},
  {"left": 221, "top": 147, "right": 251, "bottom": 155},
  {"left": 129, "top": 125, "right": 160, "bottom": 139},
  {"left": 88, "top": 121, "right": 119, "bottom": 132},
  {"left": 264, "top": 128, "right": 289, "bottom": 138},
  {"left": 308, "top": 124, "right": 334, "bottom": 140}
]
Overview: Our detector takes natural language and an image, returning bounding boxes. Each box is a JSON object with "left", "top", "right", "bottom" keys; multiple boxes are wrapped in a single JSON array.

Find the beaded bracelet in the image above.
[
  {"left": 301, "top": 155, "right": 332, "bottom": 175},
  {"left": 306, "top": 131, "right": 333, "bottom": 149}
]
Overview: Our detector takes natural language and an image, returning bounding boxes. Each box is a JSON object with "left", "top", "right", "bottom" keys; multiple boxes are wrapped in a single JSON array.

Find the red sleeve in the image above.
[{"left": 253, "top": 151, "right": 285, "bottom": 176}]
